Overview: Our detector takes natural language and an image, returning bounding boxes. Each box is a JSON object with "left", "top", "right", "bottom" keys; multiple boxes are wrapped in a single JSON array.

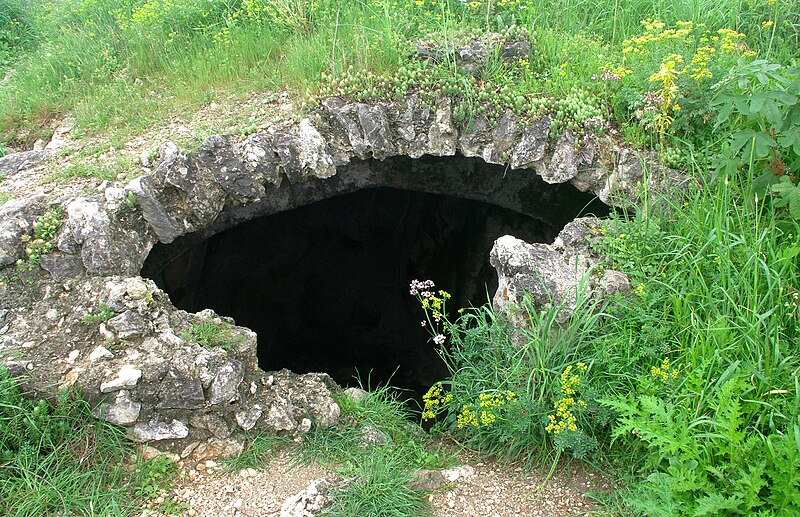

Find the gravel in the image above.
[{"left": 138, "top": 448, "right": 613, "bottom": 516}]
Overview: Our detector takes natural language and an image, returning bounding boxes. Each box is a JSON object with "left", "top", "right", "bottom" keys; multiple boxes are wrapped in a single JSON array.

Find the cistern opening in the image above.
[{"left": 142, "top": 155, "right": 608, "bottom": 395}]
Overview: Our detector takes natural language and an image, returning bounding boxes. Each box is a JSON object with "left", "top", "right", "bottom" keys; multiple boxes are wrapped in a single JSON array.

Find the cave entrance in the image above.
[{"left": 142, "top": 155, "right": 608, "bottom": 396}]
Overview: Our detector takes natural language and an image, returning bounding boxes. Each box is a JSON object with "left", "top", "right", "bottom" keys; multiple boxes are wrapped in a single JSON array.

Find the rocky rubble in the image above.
[{"left": 0, "top": 274, "right": 340, "bottom": 457}]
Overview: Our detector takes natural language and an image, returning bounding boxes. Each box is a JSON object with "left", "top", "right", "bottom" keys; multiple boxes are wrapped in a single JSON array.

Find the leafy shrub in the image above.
[
  {"left": 606, "top": 379, "right": 800, "bottom": 515},
  {"left": 712, "top": 59, "right": 800, "bottom": 218}
]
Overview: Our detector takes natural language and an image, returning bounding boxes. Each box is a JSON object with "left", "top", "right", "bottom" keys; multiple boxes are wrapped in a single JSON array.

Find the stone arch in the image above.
[{"left": 0, "top": 95, "right": 679, "bottom": 454}]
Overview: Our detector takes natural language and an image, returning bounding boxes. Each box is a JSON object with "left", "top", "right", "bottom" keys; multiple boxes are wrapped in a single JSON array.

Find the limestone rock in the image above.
[
  {"left": 190, "top": 437, "right": 243, "bottom": 459},
  {"left": 0, "top": 148, "right": 48, "bottom": 178},
  {"left": 490, "top": 217, "right": 629, "bottom": 324},
  {"left": 95, "top": 389, "right": 141, "bottom": 425},
  {"left": 0, "top": 195, "right": 45, "bottom": 267},
  {"left": 89, "top": 345, "right": 114, "bottom": 362},
  {"left": 209, "top": 360, "right": 244, "bottom": 404},
  {"left": 235, "top": 407, "right": 263, "bottom": 431},
  {"left": 58, "top": 195, "right": 152, "bottom": 276},
  {"left": 427, "top": 97, "right": 457, "bottom": 156},
  {"left": 356, "top": 103, "right": 395, "bottom": 159},
  {"left": 238, "top": 133, "right": 281, "bottom": 188},
  {"left": 127, "top": 141, "right": 226, "bottom": 244},
  {"left": 407, "top": 469, "right": 446, "bottom": 492},
  {"left": 542, "top": 131, "right": 578, "bottom": 183},
  {"left": 258, "top": 370, "right": 340, "bottom": 433},
  {"left": 100, "top": 364, "right": 142, "bottom": 393},
  {"left": 511, "top": 116, "right": 551, "bottom": 169},
  {"left": 360, "top": 424, "right": 390, "bottom": 445},
  {"left": 297, "top": 118, "right": 336, "bottom": 179},
  {"left": 156, "top": 372, "right": 206, "bottom": 409},
  {"left": 107, "top": 310, "right": 147, "bottom": 339},
  {"left": 280, "top": 477, "right": 340, "bottom": 517},
  {"left": 483, "top": 110, "right": 519, "bottom": 164},
  {"left": 132, "top": 418, "right": 189, "bottom": 441},
  {"left": 197, "top": 134, "right": 261, "bottom": 203},
  {"left": 343, "top": 387, "right": 368, "bottom": 400},
  {"left": 39, "top": 251, "right": 85, "bottom": 280}
]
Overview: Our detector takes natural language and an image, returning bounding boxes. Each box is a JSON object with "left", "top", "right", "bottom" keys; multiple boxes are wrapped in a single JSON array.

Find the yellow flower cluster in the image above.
[
  {"left": 650, "top": 358, "right": 680, "bottom": 382},
  {"left": 623, "top": 19, "right": 698, "bottom": 54},
  {"left": 546, "top": 363, "right": 588, "bottom": 435},
  {"left": 457, "top": 405, "right": 479, "bottom": 427},
  {"left": 456, "top": 391, "right": 517, "bottom": 428},
  {"left": 420, "top": 290, "right": 451, "bottom": 322},
  {"left": 624, "top": 20, "right": 754, "bottom": 84},
  {"left": 717, "top": 28, "right": 751, "bottom": 55},
  {"left": 421, "top": 382, "right": 453, "bottom": 420},
  {"left": 689, "top": 46, "right": 716, "bottom": 80}
]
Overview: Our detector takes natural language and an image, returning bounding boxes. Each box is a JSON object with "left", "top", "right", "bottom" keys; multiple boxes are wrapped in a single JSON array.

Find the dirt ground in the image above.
[{"left": 139, "top": 447, "right": 614, "bottom": 517}]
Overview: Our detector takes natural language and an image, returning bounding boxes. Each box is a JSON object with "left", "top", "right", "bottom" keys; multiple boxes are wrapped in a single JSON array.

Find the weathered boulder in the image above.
[
  {"left": 490, "top": 217, "right": 630, "bottom": 325},
  {"left": 0, "top": 148, "right": 48, "bottom": 178},
  {"left": 280, "top": 477, "right": 344, "bottom": 517},
  {"left": 0, "top": 195, "right": 47, "bottom": 267}
]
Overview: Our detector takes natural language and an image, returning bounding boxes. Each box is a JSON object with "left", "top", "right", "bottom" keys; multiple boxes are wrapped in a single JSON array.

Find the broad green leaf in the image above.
[
  {"left": 752, "top": 171, "right": 781, "bottom": 196},
  {"left": 753, "top": 131, "right": 777, "bottom": 158},
  {"left": 730, "top": 129, "right": 756, "bottom": 156}
]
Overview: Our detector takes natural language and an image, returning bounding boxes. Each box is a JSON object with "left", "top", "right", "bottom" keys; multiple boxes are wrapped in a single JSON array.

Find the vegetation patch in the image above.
[
  {"left": 0, "top": 367, "right": 181, "bottom": 516},
  {"left": 16, "top": 206, "right": 62, "bottom": 271},
  {"left": 182, "top": 320, "right": 245, "bottom": 351}
]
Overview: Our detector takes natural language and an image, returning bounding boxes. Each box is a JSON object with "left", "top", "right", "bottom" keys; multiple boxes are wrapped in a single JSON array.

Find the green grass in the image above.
[
  {"left": 0, "top": 0, "right": 796, "bottom": 147},
  {"left": 299, "top": 384, "right": 453, "bottom": 516},
  {"left": 182, "top": 319, "right": 245, "bottom": 350},
  {"left": 222, "top": 433, "right": 292, "bottom": 472},
  {"left": 0, "top": 367, "right": 180, "bottom": 516}
]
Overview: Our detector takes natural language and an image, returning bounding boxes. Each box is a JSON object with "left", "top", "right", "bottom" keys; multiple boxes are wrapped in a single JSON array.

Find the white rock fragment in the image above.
[
  {"left": 100, "top": 364, "right": 142, "bottom": 392},
  {"left": 132, "top": 418, "right": 189, "bottom": 441},
  {"left": 66, "top": 349, "right": 80, "bottom": 364},
  {"left": 89, "top": 345, "right": 114, "bottom": 362}
]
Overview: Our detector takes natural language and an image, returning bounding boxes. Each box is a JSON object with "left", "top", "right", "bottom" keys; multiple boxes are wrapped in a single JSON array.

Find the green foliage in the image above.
[
  {"left": 712, "top": 59, "right": 800, "bottom": 218},
  {"left": 82, "top": 302, "right": 115, "bottom": 323},
  {"left": 223, "top": 433, "right": 291, "bottom": 471},
  {"left": 324, "top": 445, "right": 429, "bottom": 517},
  {"left": 0, "top": 0, "right": 37, "bottom": 69},
  {"left": 605, "top": 379, "right": 800, "bottom": 515},
  {"left": 413, "top": 131, "right": 799, "bottom": 513},
  {"left": 183, "top": 320, "right": 243, "bottom": 350},
  {"left": 0, "top": 367, "right": 180, "bottom": 516},
  {"left": 16, "top": 206, "right": 62, "bottom": 270},
  {"left": 1, "top": 0, "right": 794, "bottom": 148},
  {"left": 594, "top": 172, "right": 800, "bottom": 514},
  {"left": 301, "top": 385, "right": 451, "bottom": 516},
  {"left": 413, "top": 280, "right": 614, "bottom": 465}
]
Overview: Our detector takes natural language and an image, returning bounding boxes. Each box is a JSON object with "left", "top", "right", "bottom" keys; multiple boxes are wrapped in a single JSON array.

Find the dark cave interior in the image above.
[{"left": 142, "top": 158, "right": 608, "bottom": 396}]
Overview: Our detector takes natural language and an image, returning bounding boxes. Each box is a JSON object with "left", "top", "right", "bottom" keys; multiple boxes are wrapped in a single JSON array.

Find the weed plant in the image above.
[{"left": 0, "top": 367, "right": 180, "bottom": 516}]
